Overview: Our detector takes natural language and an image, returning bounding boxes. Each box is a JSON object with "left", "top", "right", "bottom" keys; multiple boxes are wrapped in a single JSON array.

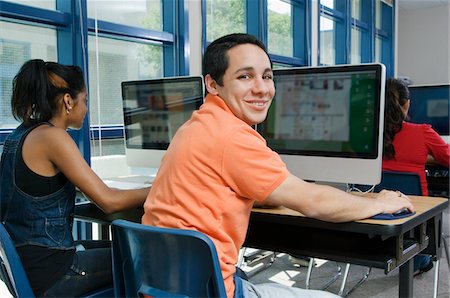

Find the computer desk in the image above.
[{"left": 74, "top": 194, "right": 448, "bottom": 298}]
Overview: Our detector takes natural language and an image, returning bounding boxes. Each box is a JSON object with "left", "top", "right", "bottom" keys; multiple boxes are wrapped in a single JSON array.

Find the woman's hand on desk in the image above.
[{"left": 374, "top": 190, "right": 415, "bottom": 215}]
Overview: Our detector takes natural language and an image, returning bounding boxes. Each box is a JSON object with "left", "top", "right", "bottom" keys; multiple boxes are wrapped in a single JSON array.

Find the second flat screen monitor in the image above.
[
  {"left": 258, "top": 64, "right": 386, "bottom": 185},
  {"left": 122, "top": 76, "right": 204, "bottom": 168}
]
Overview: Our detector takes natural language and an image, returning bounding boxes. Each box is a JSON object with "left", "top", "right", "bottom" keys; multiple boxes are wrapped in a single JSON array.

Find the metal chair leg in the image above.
[
  {"left": 305, "top": 258, "right": 342, "bottom": 290},
  {"left": 338, "top": 265, "right": 371, "bottom": 297},
  {"left": 237, "top": 247, "right": 246, "bottom": 267},
  {"left": 433, "top": 259, "right": 440, "bottom": 298},
  {"left": 305, "top": 258, "right": 314, "bottom": 289},
  {"left": 441, "top": 233, "right": 449, "bottom": 269},
  {"left": 338, "top": 263, "right": 351, "bottom": 296}
]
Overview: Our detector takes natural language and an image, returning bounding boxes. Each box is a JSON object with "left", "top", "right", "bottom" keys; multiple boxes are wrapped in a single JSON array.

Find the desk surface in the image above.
[
  {"left": 74, "top": 193, "right": 448, "bottom": 298},
  {"left": 250, "top": 195, "right": 448, "bottom": 236},
  {"left": 75, "top": 194, "right": 448, "bottom": 229}
]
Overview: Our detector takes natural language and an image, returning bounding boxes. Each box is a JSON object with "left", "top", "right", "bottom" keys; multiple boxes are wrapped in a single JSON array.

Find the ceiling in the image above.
[{"left": 397, "top": 0, "right": 450, "bottom": 11}]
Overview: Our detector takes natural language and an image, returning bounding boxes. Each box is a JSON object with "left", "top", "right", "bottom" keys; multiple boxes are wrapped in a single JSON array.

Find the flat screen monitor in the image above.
[
  {"left": 408, "top": 84, "right": 449, "bottom": 136},
  {"left": 257, "top": 63, "right": 386, "bottom": 185},
  {"left": 121, "top": 76, "right": 204, "bottom": 168}
]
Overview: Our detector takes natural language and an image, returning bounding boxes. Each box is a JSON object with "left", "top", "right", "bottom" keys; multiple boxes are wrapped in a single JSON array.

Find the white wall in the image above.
[{"left": 397, "top": 3, "right": 450, "bottom": 85}]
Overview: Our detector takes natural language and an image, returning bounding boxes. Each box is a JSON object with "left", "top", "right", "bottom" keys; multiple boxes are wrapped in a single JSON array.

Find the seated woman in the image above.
[
  {"left": 0, "top": 59, "right": 150, "bottom": 297},
  {"left": 382, "top": 77, "right": 450, "bottom": 275}
]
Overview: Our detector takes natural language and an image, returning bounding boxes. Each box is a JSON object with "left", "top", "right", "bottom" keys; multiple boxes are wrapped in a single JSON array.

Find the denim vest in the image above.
[{"left": 0, "top": 123, "right": 75, "bottom": 249}]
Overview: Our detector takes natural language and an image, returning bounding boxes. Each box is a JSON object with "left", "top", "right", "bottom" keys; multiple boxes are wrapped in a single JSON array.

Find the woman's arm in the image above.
[
  {"left": 424, "top": 126, "right": 450, "bottom": 166},
  {"left": 25, "top": 126, "right": 149, "bottom": 214}
]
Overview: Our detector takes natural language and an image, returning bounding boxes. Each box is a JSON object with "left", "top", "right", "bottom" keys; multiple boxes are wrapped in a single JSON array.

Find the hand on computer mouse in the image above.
[{"left": 375, "top": 190, "right": 414, "bottom": 215}]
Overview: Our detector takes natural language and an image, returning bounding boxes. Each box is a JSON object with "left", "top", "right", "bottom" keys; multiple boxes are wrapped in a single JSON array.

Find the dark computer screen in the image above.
[
  {"left": 258, "top": 64, "right": 384, "bottom": 159},
  {"left": 121, "top": 76, "right": 204, "bottom": 150},
  {"left": 408, "top": 84, "right": 450, "bottom": 136}
]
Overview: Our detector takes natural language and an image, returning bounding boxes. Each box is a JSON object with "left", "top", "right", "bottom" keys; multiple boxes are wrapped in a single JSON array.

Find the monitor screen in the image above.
[
  {"left": 408, "top": 84, "right": 449, "bottom": 136},
  {"left": 257, "top": 63, "right": 386, "bottom": 185},
  {"left": 121, "top": 76, "right": 204, "bottom": 168}
]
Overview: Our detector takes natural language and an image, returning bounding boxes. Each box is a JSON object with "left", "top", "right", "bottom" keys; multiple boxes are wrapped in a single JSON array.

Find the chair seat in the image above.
[{"left": 111, "top": 219, "right": 227, "bottom": 298}]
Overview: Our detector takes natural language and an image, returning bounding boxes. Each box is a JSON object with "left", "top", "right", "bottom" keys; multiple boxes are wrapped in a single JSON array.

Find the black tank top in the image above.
[{"left": 15, "top": 123, "right": 67, "bottom": 196}]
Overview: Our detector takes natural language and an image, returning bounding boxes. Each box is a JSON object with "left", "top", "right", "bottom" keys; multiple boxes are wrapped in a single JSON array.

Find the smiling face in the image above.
[{"left": 205, "top": 43, "right": 275, "bottom": 126}]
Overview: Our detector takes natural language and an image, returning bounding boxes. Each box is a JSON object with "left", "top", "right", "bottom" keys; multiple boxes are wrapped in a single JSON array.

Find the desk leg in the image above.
[{"left": 399, "top": 259, "right": 414, "bottom": 297}]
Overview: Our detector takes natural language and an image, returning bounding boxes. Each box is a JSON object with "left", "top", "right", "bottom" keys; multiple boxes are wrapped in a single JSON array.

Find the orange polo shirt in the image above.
[{"left": 142, "top": 94, "right": 289, "bottom": 298}]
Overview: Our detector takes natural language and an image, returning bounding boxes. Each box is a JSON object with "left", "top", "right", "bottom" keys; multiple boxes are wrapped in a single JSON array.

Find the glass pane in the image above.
[
  {"left": 273, "top": 63, "right": 293, "bottom": 70},
  {"left": 350, "top": 27, "right": 361, "bottom": 64},
  {"left": 376, "top": 0, "right": 381, "bottom": 29},
  {"left": 6, "top": 0, "right": 55, "bottom": 10},
  {"left": 87, "top": 0, "right": 162, "bottom": 31},
  {"left": 0, "top": 21, "right": 57, "bottom": 129},
  {"left": 205, "top": 0, "right": 245, "bottom": 42},
  {"left": 352, "top": 0, "right": 361, "bottom": 20},
  {"left": 320, "top": 16, "right": 335, "bottom": 65},
  {"left": 321, "top": 0, "right": 334, "bottom": 9},
  {"left": 375, "top": 36, "right": 382, "bottom": 62},
  {"left": 90, "top": 139, "right": 126, "bottom": 156},
  {"left": 267, "top": 0, "right": 292, "bottom": 56},
  {"left": 88, "top": 35, "right": 163, "bottom": 157}
]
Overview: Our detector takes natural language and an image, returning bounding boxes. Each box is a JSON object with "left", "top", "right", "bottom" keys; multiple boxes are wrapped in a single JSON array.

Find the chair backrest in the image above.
[
  {"left": 373, "top": 171, "right": 423, "bottom": 195},
  {"left": 111, "top": 219, "right": 227, "bottom": 298},
  {"left": 0, "top": 222, "right": 35, "bottom": 297}
]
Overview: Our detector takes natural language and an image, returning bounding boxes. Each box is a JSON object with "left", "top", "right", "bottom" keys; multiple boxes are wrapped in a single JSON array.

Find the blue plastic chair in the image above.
[
  {"left": 335, "top": 171, "right": 424, "bottom": 296},
  {"left": 0, "top": 222, "right": 34, "bottom": 297},
  {"left": 0, "top": 222, "right": 113, "bottom": 298},
  {"left": 111, "top": 219, "right": 227, "bottom": 298},
  {"left": 373, "top": 170, "right": 423, "bottom": 195}
]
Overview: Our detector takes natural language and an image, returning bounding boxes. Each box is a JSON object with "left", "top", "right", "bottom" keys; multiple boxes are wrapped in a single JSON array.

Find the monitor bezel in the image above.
[
  {"left": 121, "top": 76, "right": 204, "bottom": 169},
  {"left": 121, "top": 75, "right": 204, "bottom": 151},
  {"left": 258, "top": 63, "right": 385, "bottom": 160},
  {"left": 408, "top": 83, "right": 450, "bottom": 136},
  {"left": 257, "top": 63, "right": 386, "bottom": 185}
]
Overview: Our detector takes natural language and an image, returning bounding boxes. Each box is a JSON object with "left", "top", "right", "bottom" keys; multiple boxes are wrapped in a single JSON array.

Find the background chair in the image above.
[
  {"left": 343, "top": 170, "right": 448, "bottom": 298},
  {"left": 0, "top": 222, "right": 113, "bottom": 298},
  {"left": 111, "top": 219, "right": 227, "bottom": 298},
  {"left": 0, "top": 222, "right": 34, "bottom": 297},
  {"left": 338, "top": 171, "right": 424, "bottom": 297},
  {"left": 373, "top": 170, "right": 423, "bottom": 194}
]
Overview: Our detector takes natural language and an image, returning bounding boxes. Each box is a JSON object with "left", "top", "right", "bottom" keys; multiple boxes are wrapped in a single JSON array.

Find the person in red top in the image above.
[
  {"left": 142, "top": 34, "right": 414, "bottom": 298},
  {"left": 382, "top": 77, "right": 450, "bottom": 276},
  {"left": 382, "top": 78, "right": 450, "bottom": 196}
]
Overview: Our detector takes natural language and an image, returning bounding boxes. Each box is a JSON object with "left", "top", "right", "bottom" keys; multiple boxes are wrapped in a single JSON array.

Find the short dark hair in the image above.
[
  {"left": 202, "top": 33, "right": 272, "bottom": 87},
  {"left": 11, "top": 59, "right": 85, "bottom": 125}
]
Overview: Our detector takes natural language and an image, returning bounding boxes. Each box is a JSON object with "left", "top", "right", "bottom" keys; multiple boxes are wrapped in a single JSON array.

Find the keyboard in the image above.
[{"left": 104, "top": 175, "right": 155, "bottom": 190}]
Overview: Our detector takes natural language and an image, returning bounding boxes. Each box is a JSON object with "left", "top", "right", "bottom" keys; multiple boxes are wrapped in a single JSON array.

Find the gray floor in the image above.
[{"left": 242, "top": 206, "right": 450, "bottom": 298}]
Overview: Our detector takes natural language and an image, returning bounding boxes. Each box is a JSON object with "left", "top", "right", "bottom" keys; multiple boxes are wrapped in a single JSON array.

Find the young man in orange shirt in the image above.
[{"left": 142, "top": 33, "right": 413, "bottom": 298}]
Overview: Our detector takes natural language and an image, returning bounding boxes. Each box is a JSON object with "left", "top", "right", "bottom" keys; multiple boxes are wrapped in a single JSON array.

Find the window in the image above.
[
  {"left": 204, "top": 0, "right": 246, "bottom": 42},
  {"left": 1, "top": 22, "right": 57, "bottom": 129},
  {"left": 320, "top": 14, "right": 336, "bottom": 65},
  {"left": 0, "top": 0, "right": 186, "bottom": 162},
  {"left": 267, "top": 0, "right": 292, "bottom": 57},
  {"left": 350, "top": 0, "right": 362, "bottom": 64},
  {"left": 203, "top": 0, "right": 308, "bottom": 67},
  {"left": 6, "top": 0, "right": 56, "bottom": 10},
  {"left": 86, "top": 0, "right": 182, "bottom": 159},
  {"left": 87, "top": 0, "right": 161, "bottom": 30},
  {"left": 318, "top": 0, "right": 394, "bottom": 75}
]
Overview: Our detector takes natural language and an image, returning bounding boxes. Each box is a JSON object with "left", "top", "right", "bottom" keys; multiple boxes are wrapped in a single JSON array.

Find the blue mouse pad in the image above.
[{"left": 371, "top": 210, "right": 416, "bottom": 220}]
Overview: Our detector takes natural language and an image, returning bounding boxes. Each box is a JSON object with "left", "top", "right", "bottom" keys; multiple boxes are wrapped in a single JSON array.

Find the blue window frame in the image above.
[
  {"left": 0, "top": 0, "right": 188, "bottom": 162},
  {"left": 202, "top": 0, "right": 310, "bottom": 68},
  {"left": 318, "top": 0, "right": 394, "bottom": 76}
]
